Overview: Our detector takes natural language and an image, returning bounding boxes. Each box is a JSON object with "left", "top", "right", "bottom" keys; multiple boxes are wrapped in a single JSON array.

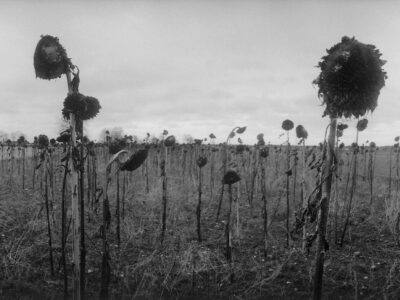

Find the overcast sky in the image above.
[{"left": 1, "top": 0, "right": 400, "bottom": 145}]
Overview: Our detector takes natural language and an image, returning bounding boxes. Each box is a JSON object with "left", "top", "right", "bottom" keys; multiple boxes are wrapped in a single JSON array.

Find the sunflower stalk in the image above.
[
  {"left": 66, "top": 70, "right": 84, "bottom": 300},
  {"left": 313, "top": 118, "right": 337, "bottom": 300}
]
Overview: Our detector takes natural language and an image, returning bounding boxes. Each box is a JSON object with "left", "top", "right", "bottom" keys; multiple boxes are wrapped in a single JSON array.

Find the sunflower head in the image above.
[
  {"left": 314, "top": 36, "right": 387, "bottom": 118},
  {"left": 282, "top": 119, "right": 294, "bottom": 131},
  {"left": 196, "top": 156, "right": 208, "bottom": 168},
  {"left": 223, "top": 169, "right": 241, "bottom": 185},
  {"left": 120, "top": 149, "right": 148, "bottom": 172},
  {"left": 34, "top": 35, "right": 71, "bottom": 80},
  {"left": 356, "top": 119, "right": 368, "bottom": 132},
  {"left": 164, "top": 135, "right": 176, "bottom": 147},
  {"left": 62, "top": 93, "right": 101, "bottom": 121},
  {"left": 295, "top": 125, "right": 308, "bottom": 139}
]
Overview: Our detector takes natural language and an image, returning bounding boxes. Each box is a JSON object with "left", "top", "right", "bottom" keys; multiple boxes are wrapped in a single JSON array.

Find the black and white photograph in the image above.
[{"left": 1, "top": 0, "right": 400, "bottom": 299}]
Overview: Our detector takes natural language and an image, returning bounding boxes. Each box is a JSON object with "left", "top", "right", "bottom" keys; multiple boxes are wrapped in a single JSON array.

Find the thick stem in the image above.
[
  {"left": 67, "top": 71, "right": 81, "bottom": 300},
  {"left": 79, "top": 128, "right": 86, "bottom": 300},
  {"left": 313, "top": 118, "right": 337, "bottom": 300}
]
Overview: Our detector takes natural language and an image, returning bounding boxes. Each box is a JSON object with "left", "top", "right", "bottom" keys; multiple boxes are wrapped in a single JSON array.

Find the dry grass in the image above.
[{"left": 1, "top": 145, "right": 400, "bottom": 299}]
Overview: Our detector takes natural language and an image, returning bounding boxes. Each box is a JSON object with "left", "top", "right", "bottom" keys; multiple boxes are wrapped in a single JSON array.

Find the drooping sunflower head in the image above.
[
  {"left": 34, "top": 35, "right": 71, "bottom": 80},
  {"left": 314, "top": 36, "right": 387, "bottom": 118}
]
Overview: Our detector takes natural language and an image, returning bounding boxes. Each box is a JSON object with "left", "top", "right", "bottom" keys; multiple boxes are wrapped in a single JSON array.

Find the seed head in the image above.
[
  {"left": 282, "top": 120, "right": 294, "bottom": 131},
  {"left": 120, "top": 149, "right": 148, "bottom": 172},
  {"left": 314, "top": 36, "right": 387, "bottom": 118},
  {"left": 34, "top": 35, "right": 71, "bottom": 80},
  {"left": 223, "top": 169, "right": 241, "bottom": 185},
  {"left": 295, "top": 125, "right": 308, "bottom": 139},
  {"left": 356, "top": 119, "right": 368, "bottom": 132}
]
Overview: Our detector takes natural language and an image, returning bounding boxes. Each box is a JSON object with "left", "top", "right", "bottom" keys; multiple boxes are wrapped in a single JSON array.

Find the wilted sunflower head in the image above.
[
  {"left": 196, "top": 156, "right": 208, "bottom": 168},
  {"left": 62, "top": 93, "right": 101, "bottom": 121},
  {"left": 209, "top": 133, "right": 216, "bottom": 139},
  {"left": 356, "top": 119, "right": 368, "bottom": 132},
  {"left": 395, "top": 136, "right": 400, "bottom": 142},
  {"left": 223, "top": 169, "right": 241, "bottom": 185},
  {"left": 38, "top": 134, "right": 49, "bottom": 149},
  {"left": 282, "top": 120, "right": 294, "bottom": 131},
  {"left": 164, "top": 135, "right": 176, "bottom": 147},
  {"left": 295, "top": 125, "right": 308, "bottom": 139},
  {"left": 81, "top": 96, "right": 101, "bottom": 120},
  {"left": 57, "top": 130, "right": 70, "bottom": 143},
  {"left": 314, "top": 36, "right": 387, "bottom": 118},
  {"left": 120, "top": 149, "right": 148, "bottom": 172},
  {"left": 236, "top": 126, "right": 247, "bottom": 134},
  {"left": 194, "top": 139, "right": 202, "bottom": 145},
  {"left": 339, "top": 142, "right": 345, "bottom": 149},
  {"left": 369, "top": 141, "right": 376, "bottom": 148},
  {"left": 260, "top": 147, "right": 269, "bottom": 158},
  {"left": 34, "top": 35, "right": 71, "bottom": 80}
]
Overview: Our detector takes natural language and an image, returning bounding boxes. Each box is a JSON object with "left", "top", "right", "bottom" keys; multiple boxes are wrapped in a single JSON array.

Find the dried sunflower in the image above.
[
  {"left": 223, "top": 169, "right": 241, "bottom": 185},
  {"left": 164, "top": 135, "right": 176, "bottom": 147},
  {"left": 120, "top": 149, "right": 148, "bottom": 171},
  {"left": 314, "top": 36, "right": 387, "bottom": 118},
  {"left": 282, "top": 119, "right": 294, "bottom": 131},
  {"left": 296, "top": 125, "right": 308, "bottom": 139},
  {"left": 356, "top": 119, "right": 368, "bottom": 132},
  {"left": 62, "top": 93, "right": 101, "bottom": 121},
  {"left": 196, "top": 156, "right": 208, "bottom": 168},
  {"left": 260, "top": 147, "right": 269, "bottom": 158},
  {"left": 34, "top": 35, "right": 71, "bottom": 80},
  {"left": 81, "top": 96, "right": 101, "bottom": 120}
]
